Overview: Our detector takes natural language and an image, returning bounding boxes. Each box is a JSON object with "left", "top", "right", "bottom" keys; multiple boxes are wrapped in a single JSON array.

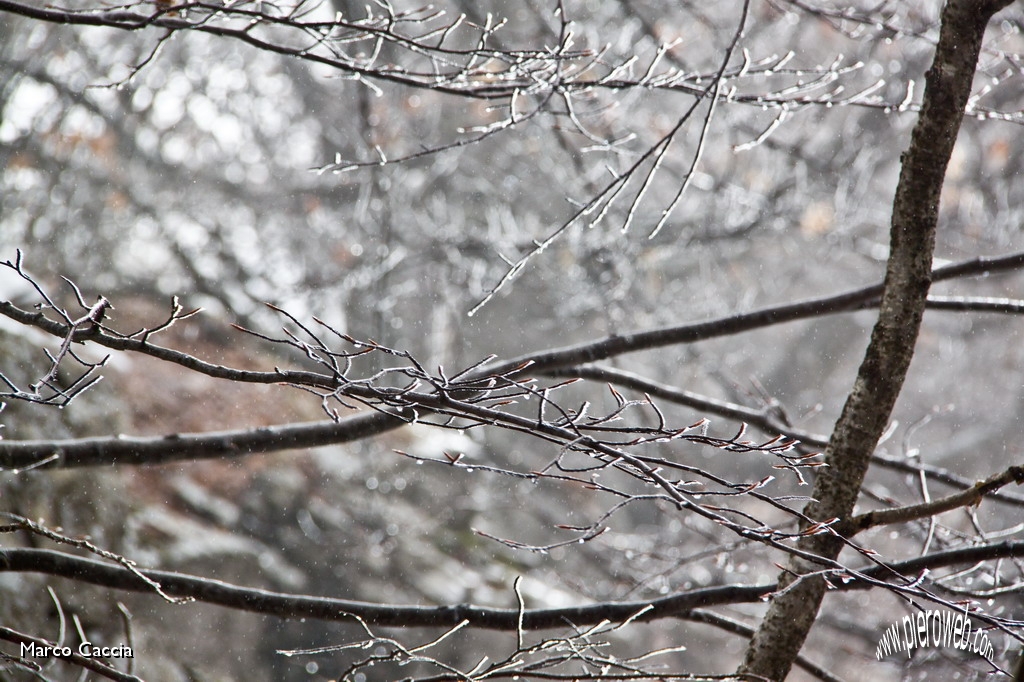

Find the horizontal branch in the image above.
[
  {"left": 925, "top": 295, "right": 1024, "bottom": 314},
  {"left": 2, "top": 542, "right": 1022, "bottom": 631},
  {"left": 0, "top": 547, "right": 760, "bottom": 629},
  {"left": 2, "top": 251, "right": 1022, "bottom": 474},
  {"left": 0, "top": 0, "right": 541, "bottom": 100},
  {"left": 2, "top": 251, "right": 1020, "bottom": 396},
  {"left": 481, "top": 251, "right": 1024, "bottom": 377},
  {"left": 0, "top": 414, "right": 398, "bottom": 469}
]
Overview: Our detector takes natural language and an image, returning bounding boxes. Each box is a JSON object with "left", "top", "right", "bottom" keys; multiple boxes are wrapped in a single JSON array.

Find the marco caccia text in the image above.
[{"left": 21, "top": 641, "right": 134, "bottom": 659}]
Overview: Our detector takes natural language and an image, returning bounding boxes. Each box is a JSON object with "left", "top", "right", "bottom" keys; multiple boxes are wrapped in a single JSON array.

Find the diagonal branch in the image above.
[
  {"left": 849, "top": 464, "right": 1024, "bottom": 533},
  {"left": 546, "top": 364, "right": 1024, "bottom": 508}
]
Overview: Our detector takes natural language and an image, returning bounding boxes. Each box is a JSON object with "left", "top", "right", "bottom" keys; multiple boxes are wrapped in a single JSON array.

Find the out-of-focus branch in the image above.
[{"left": 924, "top": 295, "right": 1024, "bottom": 313}]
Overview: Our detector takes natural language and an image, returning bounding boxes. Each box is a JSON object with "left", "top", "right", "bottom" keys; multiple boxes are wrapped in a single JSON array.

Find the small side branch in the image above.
[{"left": 849, "top": 465, "right": 1024, "bottom": 533}]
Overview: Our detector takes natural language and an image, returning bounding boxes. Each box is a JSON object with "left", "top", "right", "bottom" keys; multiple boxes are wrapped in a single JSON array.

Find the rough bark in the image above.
[{"left": 737, "top": 1, "right": 1016, "bottom": 679}]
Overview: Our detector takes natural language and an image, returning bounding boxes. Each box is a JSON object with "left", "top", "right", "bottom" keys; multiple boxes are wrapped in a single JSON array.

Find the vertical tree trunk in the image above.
[{"left": 738, "top": 1, "right": 1016, "bottom": 679}]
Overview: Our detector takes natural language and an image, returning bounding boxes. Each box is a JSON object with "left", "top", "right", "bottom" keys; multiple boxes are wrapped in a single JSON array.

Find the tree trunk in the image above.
[{"left": 737, "top": 0, "right": 1016, "bottom": 679}]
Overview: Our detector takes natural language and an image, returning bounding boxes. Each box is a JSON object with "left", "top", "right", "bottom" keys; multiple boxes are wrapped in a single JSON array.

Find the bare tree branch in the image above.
[
  {"left": 2, "top": 542, "right": 1022, "bottom": 631},
  {"left": 849, "top": 464, "right": 1024, "bottom": 533}
]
